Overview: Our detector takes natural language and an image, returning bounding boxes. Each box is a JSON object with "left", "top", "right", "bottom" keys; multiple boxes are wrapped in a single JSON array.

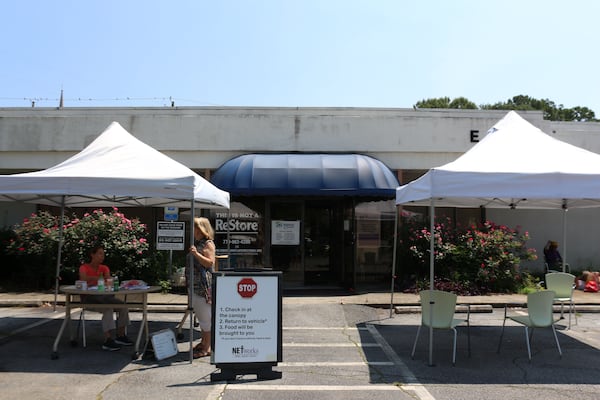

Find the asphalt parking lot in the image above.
[{"left": 0, "top": 300, "right": 599, "bottom": 400}]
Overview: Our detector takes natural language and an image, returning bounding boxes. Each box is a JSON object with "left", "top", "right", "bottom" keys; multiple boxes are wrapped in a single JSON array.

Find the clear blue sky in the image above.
[{"left": 2, "top": 0, "right": 599, "bottom": 114}]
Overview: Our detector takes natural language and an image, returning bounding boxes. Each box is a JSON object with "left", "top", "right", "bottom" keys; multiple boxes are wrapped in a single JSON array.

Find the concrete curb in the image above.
[{"left": 1, "top": 290, "right": 600, "bottom": 312}]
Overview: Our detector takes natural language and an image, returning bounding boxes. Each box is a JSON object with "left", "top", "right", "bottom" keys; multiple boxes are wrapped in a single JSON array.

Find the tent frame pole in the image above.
[
  {"left": 562, "top": 201, "right": 568, "bottom": 272},
  {"left": 188, "top": 200, "right": 195, "bottom": 363},
  {"left": 389, "top": 207, "right": 399, "bottom": 318},
  {"left": 53, "top": 196, "right": 66, "bottom": 312},
  {"left": 428, "top": 199, "right": 435, "bottom": 366}
]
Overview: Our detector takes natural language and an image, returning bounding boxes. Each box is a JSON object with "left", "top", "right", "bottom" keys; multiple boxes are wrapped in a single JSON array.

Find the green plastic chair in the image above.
[
  {"left": 497, "top": 290, "right": 562, "bottom": 361},
  {"left": 411, "top": 290, "right": 470, "bottom": 366},
  {"left": 545, "top": 272, "right": 577, "bottom": 329}
]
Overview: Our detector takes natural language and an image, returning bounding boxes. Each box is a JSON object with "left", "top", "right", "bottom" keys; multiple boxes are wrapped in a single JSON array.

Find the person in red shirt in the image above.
[{"left": 79, "top": 245, "right": 132, "bottom": 351}]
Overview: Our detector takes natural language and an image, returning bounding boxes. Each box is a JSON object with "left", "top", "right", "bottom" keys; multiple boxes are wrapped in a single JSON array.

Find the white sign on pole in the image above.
[
  {"left": 156, "top": 221, "right": 185, "bottom": 251},
  {"left": 213, "top": 274, "right": 280, "bottom": 363}
]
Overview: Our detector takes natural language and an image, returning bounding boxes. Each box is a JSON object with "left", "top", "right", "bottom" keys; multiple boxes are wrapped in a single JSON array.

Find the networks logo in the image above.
[{"left": 231, "top": 345, "right": 259, "bottom": 358}]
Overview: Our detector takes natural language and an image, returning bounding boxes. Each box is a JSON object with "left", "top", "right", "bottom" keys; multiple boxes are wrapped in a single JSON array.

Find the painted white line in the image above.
[
  {"left": 283, "top": 342, "right": 379, "bottom": 347},
  {"left": 280, "top": 361, "right": 393, "bottom": 367},
  {"left": 366, "top": 324, "right": 436, "bottom": 400},
  {"left": 283, "top": 326, "right": 367, "bottom": 330},
  {"left": 226, "top": 385, "right": 401, "bottom": 391},
  {"left": 205, "top": 383, "right": 227, "bottom": 400}
]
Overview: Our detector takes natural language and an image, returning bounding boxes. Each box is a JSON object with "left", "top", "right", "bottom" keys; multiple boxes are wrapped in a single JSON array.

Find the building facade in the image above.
[{"left": 2, "top": 107, "right": 600, "bottom": 287}]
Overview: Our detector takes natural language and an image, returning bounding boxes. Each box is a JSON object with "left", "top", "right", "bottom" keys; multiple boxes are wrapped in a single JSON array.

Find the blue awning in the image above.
[{"left": 211, "top": 153, "right": 399, "bottom": 196}]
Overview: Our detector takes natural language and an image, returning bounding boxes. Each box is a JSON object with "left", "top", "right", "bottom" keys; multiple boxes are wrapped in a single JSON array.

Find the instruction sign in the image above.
[
  {"left": 156, "top": 221, "right": 185, "bottom": 251},
  {"left": 212, "top": 272, "right": 282, "bottom": 365}
]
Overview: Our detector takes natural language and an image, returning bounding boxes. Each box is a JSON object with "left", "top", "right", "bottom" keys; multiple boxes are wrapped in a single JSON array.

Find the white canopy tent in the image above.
[
  {"left": 0, "top": 121, "right": 229, "bottom": 209},
  {"left": 393, "top": 110, "right": 600, "bottom": 364},
  {"left": 0, "top": 121, "right": 230, "bottom": 362},
  {"left": 396, "top": 111, "right": 600, "bottom": 210}
]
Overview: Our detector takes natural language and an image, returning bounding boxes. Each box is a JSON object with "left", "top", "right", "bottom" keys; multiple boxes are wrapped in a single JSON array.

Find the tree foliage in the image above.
[
  {"left": 416, "top": 96, "right": 477, "bottom": 109},
  {"left": 415, "top": 94, "right": 597, "bottom": 121}
]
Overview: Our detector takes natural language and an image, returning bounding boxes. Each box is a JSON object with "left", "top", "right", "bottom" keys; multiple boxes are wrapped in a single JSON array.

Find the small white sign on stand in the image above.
[{"left": 150, "top": 329, "right": 178, "bottom": 360}]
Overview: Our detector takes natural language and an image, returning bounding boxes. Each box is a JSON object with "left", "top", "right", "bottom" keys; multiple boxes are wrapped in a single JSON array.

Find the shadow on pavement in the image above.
[
  {"left": 0, "top": 318, "right": 200, "bottom": 374},
  {"left": 365, "top": 322, "right": 600, "bottom": 385}
]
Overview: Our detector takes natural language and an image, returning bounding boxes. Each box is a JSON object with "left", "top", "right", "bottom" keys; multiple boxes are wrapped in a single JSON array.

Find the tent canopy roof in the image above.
[
  {"left": 211, "top": 153, "right": 399, "bottom": 197},
  {"left": 0, "top": 122, "right": 230, "bottom": 209},
  {"left": 396, "top": 111, "right": 600, "bottom": 209}
]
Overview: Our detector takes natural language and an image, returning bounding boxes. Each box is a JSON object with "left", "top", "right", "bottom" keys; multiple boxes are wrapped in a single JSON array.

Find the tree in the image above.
[
  {"left": 415, "top": 96, "right": 477, "bottom": 110},
  {"left": 415, "top": 97, "right": 452, "bottom": 109},
  {"left": 449, "top": 97, "right": 478, "bottom": 109},
  {"left": 481, "top": 95, "right": 597, "bottom": 122},
  {"left": 414, "top": 95, "right": 597, "bottom": 121}
]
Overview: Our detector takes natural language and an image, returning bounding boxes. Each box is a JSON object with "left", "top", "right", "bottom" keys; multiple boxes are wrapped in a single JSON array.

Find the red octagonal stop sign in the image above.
[{"left": 237, "top": 277, "right": 258, "bottom": 298}]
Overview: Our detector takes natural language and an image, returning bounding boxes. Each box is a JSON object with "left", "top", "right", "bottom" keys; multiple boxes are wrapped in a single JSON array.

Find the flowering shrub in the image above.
[
  {"left": 450, "top": 221, "right": 537, "bottom": 293},
  {"left": 60, "top": 208, "right": 150, "bottom": 280},
  {"left": 3, "top": 211, "right": 64, "bottom": 288},
  {"left": 5, "top": 207, "right": 151, "bottom": 289},
  {"left": 405, "top": 216, "right": 456, "bottom": 268},
  {"left": 403, "top": 217, "right": 537, "bottom": 294}
]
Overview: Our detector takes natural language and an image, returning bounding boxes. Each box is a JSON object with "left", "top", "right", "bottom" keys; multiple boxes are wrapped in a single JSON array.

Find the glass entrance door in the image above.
[
  {"left": 304, "top": 202, "right": 332, "bottom": 284},
  {"left": 269, "top": 201, "right": 303, "bottom": 285},
  {"left": 268, "top": 199, "right": 347, "bottom": 287}
]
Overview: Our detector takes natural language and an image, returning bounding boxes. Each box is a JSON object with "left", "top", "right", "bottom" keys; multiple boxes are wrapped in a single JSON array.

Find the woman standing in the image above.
[
  {"left": 188, "top": 217, "right": 216, "bottom": 358},
  {"left": 543, "top": 240, "right": 563, "bottom": 270}
]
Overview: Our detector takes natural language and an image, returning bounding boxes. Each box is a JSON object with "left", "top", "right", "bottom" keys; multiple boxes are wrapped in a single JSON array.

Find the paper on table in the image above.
[{"left": 120, "top": 280, "right": 150, "bottom": 290}]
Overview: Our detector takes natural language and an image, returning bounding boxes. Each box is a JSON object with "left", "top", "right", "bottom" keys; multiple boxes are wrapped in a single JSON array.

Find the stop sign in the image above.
[{"left": 237, "top": 277, "right": 258, "bottom": 298}]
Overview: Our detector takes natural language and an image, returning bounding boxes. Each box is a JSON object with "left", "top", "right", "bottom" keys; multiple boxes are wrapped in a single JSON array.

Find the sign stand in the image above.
[{"left": 210, "top": 271, "right": 282, "bottom": 382}]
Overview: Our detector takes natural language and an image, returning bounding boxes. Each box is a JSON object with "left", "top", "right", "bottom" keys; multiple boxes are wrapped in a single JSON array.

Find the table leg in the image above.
[
  {"left": 51, "top": 294, "right": 72, "bottom": 359},
  {"left": 133, "top": 293, "right": 147, "bottom": 359}
]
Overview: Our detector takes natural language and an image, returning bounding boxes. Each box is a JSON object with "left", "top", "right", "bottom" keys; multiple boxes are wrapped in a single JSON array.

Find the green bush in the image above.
[
  {"left": 4, "top": 208, "right": 156, "bottom": 289},
  {"left": 404, "top": 217, "right": 537, "bottom": 294},
  {"left": 2, "top": 211, "right": 61, "bottom": 289}
]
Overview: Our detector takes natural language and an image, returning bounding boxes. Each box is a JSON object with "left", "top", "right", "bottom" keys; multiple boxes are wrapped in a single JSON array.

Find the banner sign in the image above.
[{"left": 214, "top": 209, "right": 263, "bottom": 255}]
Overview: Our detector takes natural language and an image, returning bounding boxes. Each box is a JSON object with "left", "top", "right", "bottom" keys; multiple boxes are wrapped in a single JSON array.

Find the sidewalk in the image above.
[{"left": 1, "top": 288, "right": 599, "bottom": 311}]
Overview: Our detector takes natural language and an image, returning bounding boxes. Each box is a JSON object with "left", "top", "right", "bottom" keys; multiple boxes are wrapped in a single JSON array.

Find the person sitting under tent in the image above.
[
  {"left": 544, "top": 240, "right": 563, "bottom": 271},
  {"left": 79, "top": 244, "right": 133, "bottom": 351}
]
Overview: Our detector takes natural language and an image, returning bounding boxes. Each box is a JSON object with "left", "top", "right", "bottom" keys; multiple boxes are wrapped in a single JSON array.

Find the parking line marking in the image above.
[
  {"left": 367, "top": 324, "right": 436, "bottom": 400},
  {"left": 283, "top": 343, "right": 379, "bottom": 347},
  {"left": 280, "top": 361, "right": 393, "bottom": 366},
  {"left": 225, "top": 384, "right": 401, "bottom": 391},
  {"left": 283, "top": 326, "right": 367, "bottom": 330}
]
